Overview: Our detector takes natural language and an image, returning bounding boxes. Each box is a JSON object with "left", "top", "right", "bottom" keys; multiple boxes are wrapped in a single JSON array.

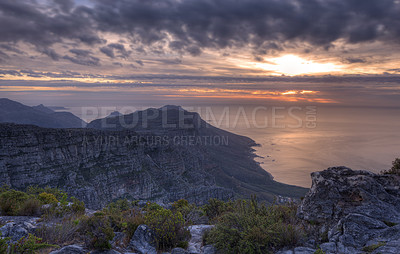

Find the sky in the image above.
[{"left": 1, "top": 0, "right": 400, "bottom": 107}]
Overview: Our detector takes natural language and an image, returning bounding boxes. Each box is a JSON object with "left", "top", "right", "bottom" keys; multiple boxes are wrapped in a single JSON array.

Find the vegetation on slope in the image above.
[{"left": 0, "top": 185, "right": 309, "bottom": 253}]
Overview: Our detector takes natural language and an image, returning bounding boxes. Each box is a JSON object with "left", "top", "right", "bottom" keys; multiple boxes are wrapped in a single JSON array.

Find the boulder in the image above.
[
  {"left": 293, "top": 247, "right": 315, "bottom": 254},
  {"left": 129, "top": 224, "right": 157, "bottom": 254},
  {"left": 0, "top": 222, "right": 28, "bottom": 241},
  {"left": 91, "top": 250, "right": 121, "bottom": 254},
  {"left": 171, "top": 247, "right": 188, "bottom": 254},
  {"left": 49, "top": 245, "right": 85, "bottom": 254}
]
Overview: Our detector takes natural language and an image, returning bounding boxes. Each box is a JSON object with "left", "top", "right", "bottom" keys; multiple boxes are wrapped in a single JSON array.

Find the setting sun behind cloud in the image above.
[{"left": 254, "top": 55, "right": 342, "bottom": 76}]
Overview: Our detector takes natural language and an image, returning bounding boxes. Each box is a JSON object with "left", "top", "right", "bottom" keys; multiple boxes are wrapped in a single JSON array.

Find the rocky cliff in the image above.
[
  {"left": 0, "top": 107, "right": 306, "bottom": 209},
  {"left": 296, "top": 167, "right": 400, "bottom": 254}
]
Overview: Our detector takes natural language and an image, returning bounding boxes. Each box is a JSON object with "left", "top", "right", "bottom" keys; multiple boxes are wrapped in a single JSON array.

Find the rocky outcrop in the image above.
[
  {"left": 129, "top": 224, "right": 157, "bottom": 254},
  {"left": 297, "top": 167, "right": 400, "bottom": 254},
  {"left": 49, "top": 245, "right": 86, "bottom": 254}
]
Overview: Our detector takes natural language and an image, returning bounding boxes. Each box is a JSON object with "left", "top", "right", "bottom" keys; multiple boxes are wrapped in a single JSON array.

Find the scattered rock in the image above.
[
  {"left": 129, "top": 224, "right": 157, "bottom": 254},
  {"left": 293, "top": 247, "right": 315, "bottom": 254},
  {"left": 91, "top": 250, "right": 122, "bottom": 254},
  {"left": 319, "top": 242, "right": 336, "bottom": 253},
  {"left": 171, "top": 247, "right": 188, "bottom": 254},
  {"left": 202, "top": 245, "right": 216, "bottom": 254},
  {"left": 186, "top": 225, "right": 214, "bottom": 254},
  {"left": 49, "top": 245, "right": 85, "bottom": 254},
  {"left": 0, "top": 222, "right": 29, "bottom": 241}
]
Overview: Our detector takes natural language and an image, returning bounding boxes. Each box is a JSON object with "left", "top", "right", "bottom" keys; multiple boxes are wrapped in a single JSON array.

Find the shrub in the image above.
[
  {"left": 381, "top": 158, "right": 400, "bottom": 175},
  {"left": 144, "top": 205, "right": 190, "bottom": 251},
  {"left": 70, "top": 197, "right": 86, "bottom": 215},
  {"left": 203, "top": 198, "right": 233, "bottom": 222},
  {"left": 35, "top": 218, "right": 80, "bottom": 246},
  {"left": 172, "top": 199, "right": 205, "bottom": 225},
  {"left": 38, "top": 192, "right": 58, "bottom": 204},
  {"left": 205, "top": 199, "right": 305, "bottom": 254},
  {"left": 0, "top": 189, "right": 29, "bottom": 216},
  {"left": 79, "top": 215, "right": 115, "bottom": 250},
  {"left": 8, "top": 234, "right": 57, "bottom": 254},
  {"left": 19, "top": 198, "right": 42, "bottom": 216}
]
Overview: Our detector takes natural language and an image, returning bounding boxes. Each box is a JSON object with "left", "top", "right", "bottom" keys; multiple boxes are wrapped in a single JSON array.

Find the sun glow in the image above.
[{"left": 254, "top": 55, "right": 342, "bottom": 76}]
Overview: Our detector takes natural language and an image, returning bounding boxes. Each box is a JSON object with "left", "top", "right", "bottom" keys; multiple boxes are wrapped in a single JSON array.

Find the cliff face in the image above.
[
  {"left": 297, "top": 167, "right": 400, "bottom": 254},
  {"left": 0, "top": 123, "right": 234, "bottom": 209}
]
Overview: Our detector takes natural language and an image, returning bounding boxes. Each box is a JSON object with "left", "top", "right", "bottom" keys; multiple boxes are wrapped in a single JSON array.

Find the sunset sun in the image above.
[{"left": 254, "top": 55, "right": 342, "bottom": 76}]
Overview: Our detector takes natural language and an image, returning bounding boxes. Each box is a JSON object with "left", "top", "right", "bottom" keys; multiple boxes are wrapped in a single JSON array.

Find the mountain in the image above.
[
  {"left": 0, "top": 98, "right": 86, "bottom": 128},
  {"left": 87, "top": 106, "right": 307, "bottom": 203},
  {"left": 0, "top": 106, "right": 306, "bottom": 209}
]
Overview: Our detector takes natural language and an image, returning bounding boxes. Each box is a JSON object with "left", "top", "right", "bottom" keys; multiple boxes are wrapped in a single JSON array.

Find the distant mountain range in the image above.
[{"left": 0, "top": 98, "right": 86, "bottom": 128}]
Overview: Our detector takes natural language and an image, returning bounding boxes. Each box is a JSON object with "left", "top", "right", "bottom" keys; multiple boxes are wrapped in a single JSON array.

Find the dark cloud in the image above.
[
  {"left": 63, "top": 49, "right": 100, "bottom": 66},
  {"left": 135, "top": 60, "right": 144, "bottom": 66},
  {"left": 343, "top": 57, "right": 367, "bottom": 64},
  {"left": 100, "top": 46, "right": 114, "bottom": 58},
  {"left": 0, "top": 44, "right": 24, "bottom": 54},
  {"left": 37, "top": 47, "right": 61, "bottom": 61},
  {"left": 91, "top": 0, "right": 400, "bottom": 55},
  {"left": 0, "top": 0, "right": 400, "bottom": 60},
  {"left": 0, "top": 0, "right": 101, "bottom": 48},
  {"left": 113, "top": 62, "right": 123, "bottom": 67},
  {"left": 100, "top": 43, "right": 130, "bottom": 58}
]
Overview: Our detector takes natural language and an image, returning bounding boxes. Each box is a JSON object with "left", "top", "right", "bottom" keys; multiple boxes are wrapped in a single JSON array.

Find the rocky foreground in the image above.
[
  {"left": 2, "top": 167, "right": 400, "bottom": 253},
  {"left": 290, "top": 166, "right": 400, "bottom": 254}
]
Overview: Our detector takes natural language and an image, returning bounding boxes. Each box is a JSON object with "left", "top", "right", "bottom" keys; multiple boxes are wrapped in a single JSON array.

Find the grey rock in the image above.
[
  {"left": 171, "top": 247, "right": 188, "bottom": 254},
  {"left": 91, "top": 250, "right": 122, "bottom": 254},
  {"left": 275, "top": 251, "right": 293, "bottom": 254},
  {"left": 293, "top": 247, "right": 315, "bottom": 254},
  {"left": 372, "top": 240, "right": 400, "bottom": 254},
  {"left": 298, "top": 167, "right": 400, "bottom": 252},
  {"left": 129, "top": 225, "right": 157, "bottom": 254},
  {"left": 0, "top": 222, "right": 28, "bottom": 241},
  {"left": 202, "top": 245, "right": 215, "bottom": 254},
  {"left": 187, "top": 225, "right": 214, "bottom": 254},
  {"left": 49, "top": 245, "right": 85, "bottom": 254},
  {"left": 319, "top": 242, "right": 336, "bottom": 253}
]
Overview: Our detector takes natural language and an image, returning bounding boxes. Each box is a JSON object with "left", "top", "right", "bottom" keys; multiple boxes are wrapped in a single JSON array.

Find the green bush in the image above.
[
  {"left": 0, "top": 189, "right": 29, "bottom": 216},
  {"left": 172, "top": 199, "right": 205, "bottom": 225},
  {"left": 144, "top": 205, "right": 190, "bottom": 251},
  {"left": 8, "top": 234, "right": 57, "bottom": 254},
  {"left": 205, "top": 199, "right": 305, "bottom": 254},
  {"left": 38, "top": 192, "right": 58, "bottom": 204},
  {"left": 203, "top": 198, "right": 233, "bottom": 222},
  {"left": 19, "top": 198, "right": 42, "bottom": 216},
  {"left": 381, "top": 158, "right": 400, "bottom": 175},
  {"left": 79, "top": 215, "right": 115, "bottom": 250},
  {"left": 35, "top": 218, "right": 80, "bottom": 247}
]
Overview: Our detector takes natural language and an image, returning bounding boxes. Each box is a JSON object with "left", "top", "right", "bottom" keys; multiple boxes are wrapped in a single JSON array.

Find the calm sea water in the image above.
[
  {"left": 67, "top": 104, "right": 400, "bottom": 188},
  {"left": 202, "top": 106, "right": 400, "bottom": 188}
]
